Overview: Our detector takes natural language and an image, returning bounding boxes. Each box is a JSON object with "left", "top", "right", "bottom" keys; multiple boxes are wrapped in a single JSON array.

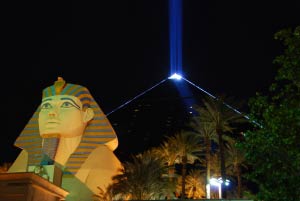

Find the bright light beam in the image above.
[
  {"left": 180, "top": 76, "right": 260, "bottom": 126},
  {"left": 169, "top": 0, "right": 182, "bottom": 76},
  {"left": 181, "top": 76, "right": 217, "bottom": 99},
  {"left": 106, "top": 78, "right": 167, "bottom": 116},
  {"left": 168, "top": 73, "right": 182, "bottom": 80}
]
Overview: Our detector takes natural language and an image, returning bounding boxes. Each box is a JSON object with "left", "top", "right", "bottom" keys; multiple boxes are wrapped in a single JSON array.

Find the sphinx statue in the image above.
[{"left": 8, "top": 77, "right": 122, "bottom": 200}]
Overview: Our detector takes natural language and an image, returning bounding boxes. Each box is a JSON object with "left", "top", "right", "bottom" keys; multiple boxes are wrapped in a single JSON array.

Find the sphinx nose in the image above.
[
  {"left": 48, "top": 112, "right": 56, "bottom": 117},
  {"left": 48, "top": 109, "right": 58, "bottom": 117}
]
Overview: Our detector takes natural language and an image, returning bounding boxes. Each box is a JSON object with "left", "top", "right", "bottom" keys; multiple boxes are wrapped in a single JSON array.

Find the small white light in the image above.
[
  {"left": 168, "top": 73, "right": 182, "bottom": 80},
  {"left": 209, "top": 178, "right": 220, "bottom": 186},
  {"left": 210, "top": 177, "right": 230, "bottom": 186}
]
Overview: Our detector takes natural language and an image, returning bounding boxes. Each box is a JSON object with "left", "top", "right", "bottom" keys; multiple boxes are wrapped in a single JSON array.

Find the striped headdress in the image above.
[{"left": 15, "top": 77, "right": 118, "bottom": 175}]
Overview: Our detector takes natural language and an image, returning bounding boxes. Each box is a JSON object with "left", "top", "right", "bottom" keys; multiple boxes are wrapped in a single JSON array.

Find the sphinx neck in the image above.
[{"left": 55, "top": 135, "right": 82, "bottom": 166}]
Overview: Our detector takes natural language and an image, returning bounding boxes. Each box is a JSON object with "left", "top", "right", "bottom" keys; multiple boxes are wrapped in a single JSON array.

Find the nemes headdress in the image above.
[{"left": 15, "top": 77, "right": 118, "bottom": 175}]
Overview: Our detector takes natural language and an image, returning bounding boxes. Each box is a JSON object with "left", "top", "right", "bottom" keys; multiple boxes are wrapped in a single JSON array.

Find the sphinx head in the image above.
[{"left": 38, "top": 77, "right": 94, "bottom": 138}]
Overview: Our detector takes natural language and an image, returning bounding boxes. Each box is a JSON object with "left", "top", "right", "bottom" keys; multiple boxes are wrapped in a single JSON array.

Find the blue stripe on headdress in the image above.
[
  {"left": 90, "top": 123, "right": 109, "bottom": 126},
  {"left": 68, "top": 161, "right": 82, "bottom": 164},
  {"left": 61, "top": 84, "right": 73, "bottom": 94},
  {"left": 93, "top": 116, "right": 106, "bottom": 120},
  {"left": 85, "top": 129, "right": 113, "bottom": 133},
  {"left": 44, "top": 88, "right": 49, "bottom": 97},
  {"left": 72, "top": 152, "right": 91, "bottom": 155},
  {"left": 69, "top": 155, "right": 88, "bottom": 158},
  {"left": 81, "top": 141, "right": 106, "bottom": 144},
  {"left": 77, "top": 146, "right": 97, "bottom": 149},
  {"left": 68, "top": 85, "right": 82, "bottom": 95},
  {"left": 24, "top": 127, "right": 39, "bottom": 131},
  {"left": 80, "top": 97, "right": 92, "bottom": 102},
  {"left": 75, "top": 90, "right": 89, "bottom": 97},
  {"left": 82, "top": 103, "right": 90, "bottom": 108},
  {"left": 82, "top": 135, "right": 114, "bottom": 139},
  {"left": 50, "top": 86, "right": 56, "bottom": 96}
]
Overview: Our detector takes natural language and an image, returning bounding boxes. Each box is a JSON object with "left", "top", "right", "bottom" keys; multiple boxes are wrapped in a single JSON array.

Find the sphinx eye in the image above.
[
  {"left": 41, "top": 102, "right": 52, "bottom": 109},
  {"left": 61, "top": 101, "right": 79, "bottom": 109}
]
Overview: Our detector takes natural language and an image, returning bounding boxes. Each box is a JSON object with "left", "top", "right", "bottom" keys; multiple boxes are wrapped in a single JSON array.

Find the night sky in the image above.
[{"left": 1, "top": 0, "right": 300, "bottom": 164}]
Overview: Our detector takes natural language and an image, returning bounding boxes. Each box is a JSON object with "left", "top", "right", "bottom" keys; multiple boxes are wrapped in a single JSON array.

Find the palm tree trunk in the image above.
[
  {"left": 206, "top": 138, "right": 211, "bottom": 198},
  {"left": 166, "top": 164, "right": 175, "bottom": 199},
  {"left": 168, "top": 164, "right": 175, "bottom": 181},
  {"left": 217, "top": 128, "right": 226, "bottom": 199},
  {"left": 181, "top": 155, "right": 187, "bottom": 199},
  {"left": 192, "top": 187, "right": 196, "bottom": 199},
  {"left": 237, "top": 166, "right": 242, "bottom": 198}
]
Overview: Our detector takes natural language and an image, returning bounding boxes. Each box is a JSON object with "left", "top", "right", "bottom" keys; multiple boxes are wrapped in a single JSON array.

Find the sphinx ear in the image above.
[{"left": 83, "top": 108, "right": 94, "bottom": 123}]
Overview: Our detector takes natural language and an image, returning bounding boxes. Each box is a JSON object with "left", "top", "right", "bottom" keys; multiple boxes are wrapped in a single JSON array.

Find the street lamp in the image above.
[{"left": 209, "top": 177, "right": 230, "bottom": 198}]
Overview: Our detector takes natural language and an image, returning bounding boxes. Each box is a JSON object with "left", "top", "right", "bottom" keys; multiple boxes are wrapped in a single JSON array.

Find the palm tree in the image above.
[
  {"left": 151, "top": 145, "right": 178, "bottom": 199},
  {"left": 111, "top": 150, "right": 168, "bottom": 200},
  {"left": 197, "top": 96, "right": 246, "bottom": 198},
  {"left": 166, "top": 131, "right": 202, "bottom": 199},
  {"left": 225, "top": 139, "right": 247, "bottom": 198},
  {"left": 184, "top": 169, "right": 206, "bottom": 199},
  {"left": 209, "top": 153, "right": 222, "bottom": 199},
  {"left": 190, "top": 115, "right": 218, "bottom": 198},
  {"left": 152, "top": 141, "right": 179, "bottom": 180}
]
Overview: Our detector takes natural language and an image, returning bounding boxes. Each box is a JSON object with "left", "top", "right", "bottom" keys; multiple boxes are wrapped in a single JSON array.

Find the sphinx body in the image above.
[{"left": 8, "top": 77, "right": 122, "bottom": 201}]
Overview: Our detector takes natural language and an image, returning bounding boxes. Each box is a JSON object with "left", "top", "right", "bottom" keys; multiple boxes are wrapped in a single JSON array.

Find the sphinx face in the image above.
[{"left": 38, "top": 95, "right": 87, "bottom": 138}]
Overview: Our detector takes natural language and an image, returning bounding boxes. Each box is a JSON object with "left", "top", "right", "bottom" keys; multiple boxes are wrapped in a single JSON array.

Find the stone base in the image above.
[
  {"left": 0, "top": 172, "right": 68, "bottom": 201},
  {"left": 27, "top": 165, "right": 63, "bottom": 187}
]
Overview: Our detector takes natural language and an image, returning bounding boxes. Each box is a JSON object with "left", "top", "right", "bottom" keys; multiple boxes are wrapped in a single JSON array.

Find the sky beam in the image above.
[
  {"left": 169, "top": 0, "right": 182, "bottom": 76},
  {"left": 106, "top": 79, "right": 167, "bottom": 116}
]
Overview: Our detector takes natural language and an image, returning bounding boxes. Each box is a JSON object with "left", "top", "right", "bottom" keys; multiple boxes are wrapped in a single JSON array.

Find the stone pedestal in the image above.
[
  {"left": 27, "top": 165, "right": 63, "bottom": 187},
  {"left": 0, "top": 172, "right": 68, "bottom": 201}
]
